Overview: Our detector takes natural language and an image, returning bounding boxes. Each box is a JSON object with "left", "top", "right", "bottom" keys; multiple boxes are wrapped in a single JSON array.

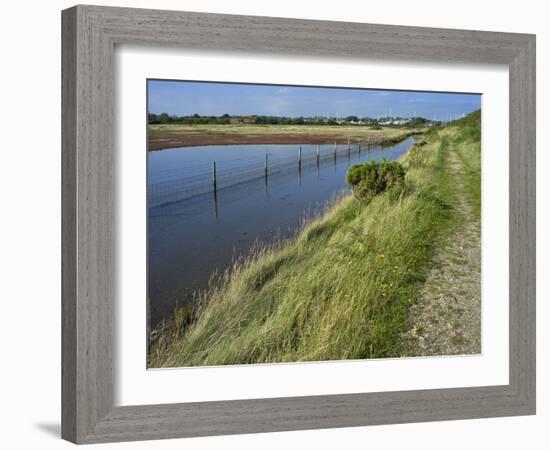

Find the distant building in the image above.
[
  {"left": 393, "top": 119, "right": 410, "bottom": 125},
  {"left": 229, "top": 116, "right": 254, "bottom": 124},
  {"left": 380, "top": 119, "right": 411, "bottom": 126}
]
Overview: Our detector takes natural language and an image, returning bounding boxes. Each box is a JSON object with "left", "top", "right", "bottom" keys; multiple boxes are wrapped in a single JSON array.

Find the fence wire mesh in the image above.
[{"left": 148, "top": 142, "right": 382, "bottom": 208}]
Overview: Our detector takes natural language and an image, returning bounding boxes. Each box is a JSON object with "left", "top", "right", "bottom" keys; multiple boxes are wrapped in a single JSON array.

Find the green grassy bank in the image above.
[{"left": 150, "top": 111, "right": 481, "bottom": 367}]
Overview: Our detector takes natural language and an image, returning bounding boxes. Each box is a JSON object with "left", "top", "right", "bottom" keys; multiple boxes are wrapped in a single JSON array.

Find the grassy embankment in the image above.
[{"left": 149, "top": 111, "right": 481, "bottom": 367}]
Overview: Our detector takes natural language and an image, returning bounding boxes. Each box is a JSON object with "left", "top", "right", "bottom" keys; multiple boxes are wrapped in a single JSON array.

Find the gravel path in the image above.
[{"left": 402, "top": 146, "right": 481, "bottom": 356}]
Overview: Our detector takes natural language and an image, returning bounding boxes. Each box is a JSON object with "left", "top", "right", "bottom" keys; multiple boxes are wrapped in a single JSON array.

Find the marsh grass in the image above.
[
  {"left": 148, "top": 123, "right": 421, "bottom": 140},
  {"left": 149, "top": 114, "right": 480, "bottom": 367}
]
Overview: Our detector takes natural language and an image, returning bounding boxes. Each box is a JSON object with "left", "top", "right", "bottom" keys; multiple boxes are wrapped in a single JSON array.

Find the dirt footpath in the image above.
[{"left": 402, "top": 146, "right": 481, "bottom": 356}]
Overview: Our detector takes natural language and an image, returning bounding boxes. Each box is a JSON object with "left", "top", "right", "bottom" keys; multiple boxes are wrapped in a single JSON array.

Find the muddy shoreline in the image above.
[{"left": 148, "top": 131, "right": 421, "bottom": 150}]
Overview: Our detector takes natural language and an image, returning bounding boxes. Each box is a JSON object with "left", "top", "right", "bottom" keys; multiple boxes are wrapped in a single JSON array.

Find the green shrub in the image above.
[{"left": 346, "top": 159, "right": 406, "bottom": 202}]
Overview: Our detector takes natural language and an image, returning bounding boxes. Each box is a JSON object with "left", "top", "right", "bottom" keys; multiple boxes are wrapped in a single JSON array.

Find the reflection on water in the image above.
[{"left": 148, "top": 137, "right": 415, "bottom": 327}]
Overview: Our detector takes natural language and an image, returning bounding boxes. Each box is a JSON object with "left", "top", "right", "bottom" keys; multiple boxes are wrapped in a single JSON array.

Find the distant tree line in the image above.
[
  {"left": 148, "top": 113, "right": 232, "bottom": 125},
  {"left": 405, "top": 117, "right": 431, "bottom": 128},
  {"left": 148, "top": 112, "right": 432, "bottom": 127}
]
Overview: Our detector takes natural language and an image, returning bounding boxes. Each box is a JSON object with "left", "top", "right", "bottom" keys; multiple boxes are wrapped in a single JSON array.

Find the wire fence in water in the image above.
[{"left": 148, "top": 140, "right": 383, "bottom": 209}]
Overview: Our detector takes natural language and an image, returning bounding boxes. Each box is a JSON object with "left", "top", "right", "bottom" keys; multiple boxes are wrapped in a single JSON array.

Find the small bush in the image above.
[{"left": 346, "top": 159, "right": 406, "bottom": 202}]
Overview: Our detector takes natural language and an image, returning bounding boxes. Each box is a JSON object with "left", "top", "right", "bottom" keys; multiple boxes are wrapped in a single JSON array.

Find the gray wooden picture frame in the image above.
[{"left": 61, "top": 4, "right": 536, "bottom": 444}]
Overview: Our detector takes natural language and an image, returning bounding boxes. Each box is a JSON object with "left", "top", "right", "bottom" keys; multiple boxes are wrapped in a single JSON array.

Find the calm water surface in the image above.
[{"left": 148, "top": 138, "right": 415, "bottom": 326}]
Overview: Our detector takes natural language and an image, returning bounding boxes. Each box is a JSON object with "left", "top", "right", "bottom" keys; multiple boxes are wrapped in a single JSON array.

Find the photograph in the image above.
[{"left": 146, "top": 80, "right": 482, "bottom": 368}]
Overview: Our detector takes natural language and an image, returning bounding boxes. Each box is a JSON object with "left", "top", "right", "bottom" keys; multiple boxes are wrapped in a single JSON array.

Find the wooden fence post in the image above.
[
  {"left": 317, "top": 144, "right": 320, "bottom": 168},
  {"left": 212, "top": 161, "right": 217, "bottom": 192},
  {"left": 212, "top": 161, "right": 218, "bottom": 219}
]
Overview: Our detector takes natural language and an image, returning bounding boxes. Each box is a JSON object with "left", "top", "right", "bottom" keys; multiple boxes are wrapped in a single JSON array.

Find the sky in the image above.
[{"left": 148, "top": 80, "right": 481, "bottom": 120}]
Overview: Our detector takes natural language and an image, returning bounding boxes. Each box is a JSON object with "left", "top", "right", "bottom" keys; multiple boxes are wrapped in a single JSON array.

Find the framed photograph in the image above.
[{"left": 62, "top": 5, "right": 536, "bottom": 444}]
